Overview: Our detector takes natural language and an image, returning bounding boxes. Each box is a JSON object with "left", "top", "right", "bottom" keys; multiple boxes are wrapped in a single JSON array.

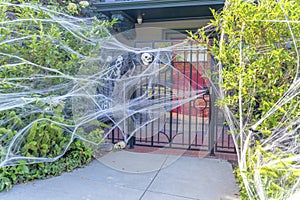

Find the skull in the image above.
[
  {"left": 114, "top": 141, "right": 126, "bottom": 150},
  {"left": 141, "top": 53, "right": 153, "bottom": 66},
  {"left": 116, "top": 55, "right": 123, "bottom": 66}
]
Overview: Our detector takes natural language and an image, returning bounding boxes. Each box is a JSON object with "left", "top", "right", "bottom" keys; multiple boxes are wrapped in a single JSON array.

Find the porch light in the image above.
[{"left": 137, "top": 14, "right": 143, "bottom": 24}]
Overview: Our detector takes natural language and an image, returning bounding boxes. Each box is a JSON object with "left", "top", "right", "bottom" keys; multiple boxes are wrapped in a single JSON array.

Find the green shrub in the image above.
[
  {"left": 193, "top": 0, "right": 300, "bottom": 199},
  {"left": 0, "top": 139, "right": 93, "bottom": 191},
  {"left": 0, "top": 0, "right": 114, "bottom": 191}
]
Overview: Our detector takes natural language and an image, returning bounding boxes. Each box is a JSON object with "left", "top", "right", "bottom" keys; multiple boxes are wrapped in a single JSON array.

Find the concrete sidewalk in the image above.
[{"left": 0, "top": 151, "right": 240, "bottom": 200}]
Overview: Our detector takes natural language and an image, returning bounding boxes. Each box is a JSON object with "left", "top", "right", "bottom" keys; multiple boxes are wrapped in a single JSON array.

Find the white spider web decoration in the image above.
[
  {"left": 0, "top": 2, "right": 211, "bottom": 168},
  {"left": 209, "top": 0, "right": 300, "bottom": 199},
  {"left": 2, "top": 1, "right": 300, "bottom": 199}
]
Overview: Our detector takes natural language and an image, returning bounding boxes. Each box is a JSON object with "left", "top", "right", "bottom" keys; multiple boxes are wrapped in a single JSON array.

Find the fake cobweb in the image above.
[
  {"left": 1, "top": 1, "right": 300, "bottom": 199},
  {"left": 0, "top": 1, "right": 210, "bottom": 168},
  {"left": 208, "top": 0, "right": 300, "bottom": 199}
]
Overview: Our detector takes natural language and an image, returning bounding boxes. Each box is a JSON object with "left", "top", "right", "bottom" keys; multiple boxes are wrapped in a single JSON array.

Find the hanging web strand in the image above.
[
  {"left": 3, "top": 1, "right": 300, "bottom": 199},
  {"left": 212, "top": 0, "right": 300, "bottom": 199},
  {"left": 0, "top": 3, "right": 211, "bottom": 168}
]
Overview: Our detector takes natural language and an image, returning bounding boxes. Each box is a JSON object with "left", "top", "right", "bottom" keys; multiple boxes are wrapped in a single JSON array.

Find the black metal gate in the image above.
[{"left": 107, "top": 40, "right": 236, "bottom": 154}]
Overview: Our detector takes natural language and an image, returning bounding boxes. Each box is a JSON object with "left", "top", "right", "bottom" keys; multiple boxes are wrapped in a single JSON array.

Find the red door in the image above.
[{"left": 172, "top": 41, "right": 210, "bottom": 118}]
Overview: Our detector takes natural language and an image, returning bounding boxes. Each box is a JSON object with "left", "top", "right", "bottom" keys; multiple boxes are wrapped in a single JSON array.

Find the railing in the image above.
[{"left": 106, "top": 40, "right": 236, "bottom": 154}]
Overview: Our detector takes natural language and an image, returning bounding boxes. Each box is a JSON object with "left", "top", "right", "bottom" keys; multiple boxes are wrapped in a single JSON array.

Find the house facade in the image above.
[
  {"left": 88, "top": 0, "right": 235, "bottom": 155},
  {"left": 91, "top": 0, "right": 224, "bottom": 40}
]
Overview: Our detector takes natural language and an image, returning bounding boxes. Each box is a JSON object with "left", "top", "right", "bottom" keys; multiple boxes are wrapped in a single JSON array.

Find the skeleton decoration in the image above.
[
  {"left": 95, "top": 51, "right": 156, "bottom": 123},
  {"left": 103, "top": 51, "right": 154, "bottom": 148},
  {"left": 101, "top": 52, "right": 154, "bottom": 90},
  {"left": 141, "top": 52, "right": 153, "bottom": 66},
  {"left": 113, "top": 141, "right": 126, "bottom": 149},
  {"left": 108, "top": 52, "right": 154, "bottom": 80}
]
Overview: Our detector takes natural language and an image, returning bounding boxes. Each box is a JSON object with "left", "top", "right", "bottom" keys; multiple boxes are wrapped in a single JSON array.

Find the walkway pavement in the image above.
[{"left": 0, "top": 151, "right": 240, "bottom": 200}]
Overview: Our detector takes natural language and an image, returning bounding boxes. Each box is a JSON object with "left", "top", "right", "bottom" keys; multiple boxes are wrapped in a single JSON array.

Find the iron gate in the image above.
[{"left": 107, "top": 40, "right": 236, "bottom": 154}]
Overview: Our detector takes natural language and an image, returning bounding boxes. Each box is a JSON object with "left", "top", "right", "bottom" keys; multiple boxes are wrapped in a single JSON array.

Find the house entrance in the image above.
[{"left": 107, "top": 40, "right": 236, "bottom": 154}]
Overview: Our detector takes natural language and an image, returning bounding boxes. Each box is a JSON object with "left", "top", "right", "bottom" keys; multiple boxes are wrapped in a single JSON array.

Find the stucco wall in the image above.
[{"left": 134, "top": 19, "right": 210, "bottom": 40}]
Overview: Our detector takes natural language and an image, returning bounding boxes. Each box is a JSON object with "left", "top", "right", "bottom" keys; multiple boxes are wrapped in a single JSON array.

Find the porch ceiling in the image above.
[{"left": 93, "top": 0, "right": 224, "bottom": 23}]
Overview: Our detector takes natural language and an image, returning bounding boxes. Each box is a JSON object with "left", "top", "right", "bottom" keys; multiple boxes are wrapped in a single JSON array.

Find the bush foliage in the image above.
[
  {"left": 0, "top": 0, "right": 114, "bottom": 191},
  {"left": 194, "top": 0, "right": 300, "bottom": 199}
]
